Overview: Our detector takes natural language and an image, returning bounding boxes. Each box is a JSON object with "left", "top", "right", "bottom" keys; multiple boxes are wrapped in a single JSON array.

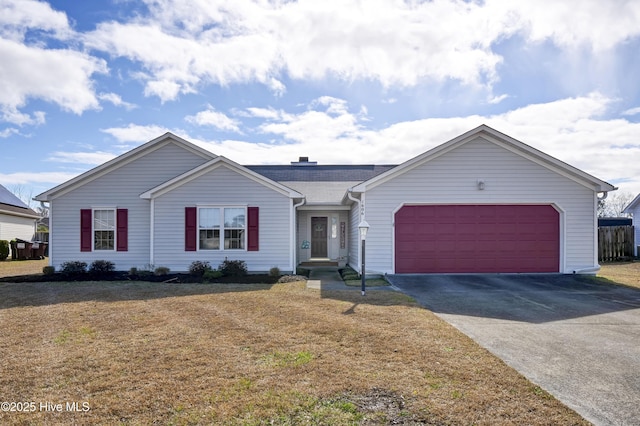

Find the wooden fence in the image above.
[{"left": 598, "top": 225, "right": 635, "bottom": 262}]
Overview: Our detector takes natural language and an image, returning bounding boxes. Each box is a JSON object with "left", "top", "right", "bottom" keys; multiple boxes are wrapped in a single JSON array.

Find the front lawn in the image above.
[
  {"left": 0, "top": 280, "right": 586, "bottom": 425},
  {"left": 598, "top": 261, "right": 640, "bottom": 289}
]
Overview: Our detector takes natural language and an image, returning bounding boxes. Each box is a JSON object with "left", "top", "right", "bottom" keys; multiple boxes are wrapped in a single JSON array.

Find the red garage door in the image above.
[{"left": 395, "top": 205, "right": 559, "bottom": 273}]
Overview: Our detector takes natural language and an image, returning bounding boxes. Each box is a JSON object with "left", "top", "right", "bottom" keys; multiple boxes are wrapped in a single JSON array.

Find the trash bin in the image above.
[
  {"left": 31, "top": 241, "right": 46, "bottom": 259},
  {"left": 15, "top": 239, "right": 33, "bottom": 260}
]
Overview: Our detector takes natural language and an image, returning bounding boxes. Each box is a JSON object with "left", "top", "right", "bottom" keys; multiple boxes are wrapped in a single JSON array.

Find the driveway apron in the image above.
[{"left": 387, "top": 274, "right": 640, "bottom": 426}]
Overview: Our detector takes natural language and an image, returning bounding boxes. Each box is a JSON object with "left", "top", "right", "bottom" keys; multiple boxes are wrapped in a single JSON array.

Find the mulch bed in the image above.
[{"left": 0, "top": 271, "right": 284, "bottom": 284}]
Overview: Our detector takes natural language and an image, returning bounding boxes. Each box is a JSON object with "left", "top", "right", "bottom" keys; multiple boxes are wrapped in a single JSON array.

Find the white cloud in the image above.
[
  {"left": 0, "top": 0, "right": 71, "bottom": 41},
  {"left": 185, "top": 107, "right": 242, "bottom": 133},
  {"left": 508, "top": 0, "right": 640, "bottom": 51},
  {"left": 179, "top": 94, "right": 640, "bottom": 194},
  {"left": 0, "top": 106, "right": 45, "bottom": 126},
  {"left": 81, "top": 0, "right": 640, "bottom": 102},
  {"left": 0, "top": 171, "right": 80, "bottom": 186},
  {"left": 48, "top": 151, "right": 117, "bottom": 165},
  {"left": 0, "top": 38, "right": 107, "bottom": 118},
  {"left": 242, "top": 107, "right": 281, "bottom": 120},
  {"left": 488, "top": 94, "right": 509, "bottom": 105},
  {"left": 0, "top": 1, "right": 107, "bottom": 120},
  {"left": 622, "top": 106, "right": 640, "bottom": 116},
  {"left": 100, "top": 123, "right": 173, "bottom": 143},
  {"left": 0, "top": 127, "right": 19, "bottom": 138},
  {"left": 98, "top": 93, "right": 137, "bottom": 110}
]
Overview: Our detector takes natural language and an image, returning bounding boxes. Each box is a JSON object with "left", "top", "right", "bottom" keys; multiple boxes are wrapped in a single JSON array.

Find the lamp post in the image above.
[{"left": 358, "top": 220, "right": 369, "bottom": 296}]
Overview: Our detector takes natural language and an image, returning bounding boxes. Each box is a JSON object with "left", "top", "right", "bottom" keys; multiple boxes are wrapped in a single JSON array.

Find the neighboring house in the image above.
[
  {"left": 0, "top": 184, "right": 39, "bottom": 244},
  {"left": 35, "top": 125, "right": 616, "bottom": 274},
  {"left": 622, "top": 194, "right": 640, "bottom": 256}
]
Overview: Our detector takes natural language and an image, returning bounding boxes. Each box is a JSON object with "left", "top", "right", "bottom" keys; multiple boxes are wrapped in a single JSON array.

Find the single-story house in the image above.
[
  {"left": 35, "top": 125, "right": 616, "bottom": 274},
  {"left": 622, "top": 194, "right": 640, "bottom": 257},
  {"left": 0, "top": 184, "right": 39, "bottom": 246}
]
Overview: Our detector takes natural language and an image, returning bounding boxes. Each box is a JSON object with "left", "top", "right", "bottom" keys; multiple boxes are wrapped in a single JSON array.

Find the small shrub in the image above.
[
  {"left": 42, "top": 265, "right": 55, "bottom": 275},
  {"left": 129, "top": 267, "right": 138, "bottom": 276},
  {"left": 203, "top": 269, "right": 223, "bottom": 281},
  {"left": 89, "top": 260, "right": 115, "bottom": 275},
  {"left": 219, "top": 259, "right": 248, "bottom": 277},
  {"left": 0, "top": 240, "right": 9, "bottom": 261},
  {"left": 296, "top": 267, "right": 311, "bottom": 277},
  {"left": 60, "top": 261, "right": 88, "bottom": 275},
  {"left": 277, "top": 275, "right": 308, "bottom": 283},
  {"left": 154, "top": 266, "right": 170, "bottom": 276},
  {"left": 269, "top": 266, "right": 281, "bottom": 277},
  {"left": 189, "top": 260, "right": 211, "bottom": 277}
]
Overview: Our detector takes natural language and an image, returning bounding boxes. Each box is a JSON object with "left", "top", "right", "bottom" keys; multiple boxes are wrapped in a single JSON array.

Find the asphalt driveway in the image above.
[{"left": 386, "top": 274, "right": 640, "bottom": 426}]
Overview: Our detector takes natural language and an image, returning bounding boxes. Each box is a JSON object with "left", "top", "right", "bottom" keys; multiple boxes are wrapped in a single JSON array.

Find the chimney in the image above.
[{"left": 291, "top": 156, "right": 317, "bottom": 166}]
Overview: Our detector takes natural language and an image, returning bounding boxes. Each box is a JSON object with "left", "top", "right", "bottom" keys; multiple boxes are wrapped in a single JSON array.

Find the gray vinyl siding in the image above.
[
  {"left": 362, "top": 137, "right": 599, "bottom": 274},
  {"left": 49, "top": 142, "right": 209, "bottom": 270},
  {"left": 631, "top": 205, "right": 640, "bottom": 257},
  {"left": 152, "top": 164, "right": 292, "bottom": 272}
]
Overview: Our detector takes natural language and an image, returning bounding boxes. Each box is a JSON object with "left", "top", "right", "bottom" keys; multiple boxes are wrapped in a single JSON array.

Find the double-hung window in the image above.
[
  {"left": 80, "top": 208, "right": 128, "bottom": 252},
  {"left": 94, "top": 209, "right": 115, "bottom": 250},
  {"left": 199, "top": 207, "right": 246, "bottom": 250}
]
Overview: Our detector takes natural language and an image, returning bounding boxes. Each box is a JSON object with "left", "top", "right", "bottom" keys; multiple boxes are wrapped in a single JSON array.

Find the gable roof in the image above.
[
  {"left": 246, "top": 164, "right": 397, "bottom": 182},
  {"left": 0, "top": 184, "right": 39, "bottom": 219},
  {"left": 623, "top": 193, "right": 640, "bottom": 214},
  {"left": 140, "top": 156, "right": 304, "bottom": 200},
  {"left": 350, "top": 124, "right": 617, "bottom": 193},
  {"left": 35, "top": 132, "right": 216, "bottom": 202}
]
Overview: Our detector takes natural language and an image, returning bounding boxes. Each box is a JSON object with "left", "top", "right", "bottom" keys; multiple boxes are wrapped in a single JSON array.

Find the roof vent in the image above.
[{"left": 291, "top": 156, "right": 318, "bottom": 166}]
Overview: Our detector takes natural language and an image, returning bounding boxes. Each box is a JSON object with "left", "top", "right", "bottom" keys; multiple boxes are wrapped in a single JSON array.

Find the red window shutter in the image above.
[
  {"left": 185, "top": 207, "right": 197, "bottom": 251},
  {"left": 247, "top": 206, "right": 259, "bottom": 251},
  {"left": 116, "top": 209, "right": 128, "bottom": 251},
  {"left": 80, "top": 209, "right": 92, "bottom": 252}
]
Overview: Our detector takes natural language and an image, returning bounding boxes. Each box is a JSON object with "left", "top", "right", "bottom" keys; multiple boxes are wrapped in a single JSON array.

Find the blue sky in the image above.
[{"left": 1, "top": 0, "right": 640, "bottom": 206}]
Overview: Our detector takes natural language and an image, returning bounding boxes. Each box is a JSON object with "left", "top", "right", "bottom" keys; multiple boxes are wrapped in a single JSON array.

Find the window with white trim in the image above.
[
  {"left": 94, "top": 209, "right": 115, "bottom": 250},
  {"left": 199, "top": 207, "right": 246, "bottom": 250}
]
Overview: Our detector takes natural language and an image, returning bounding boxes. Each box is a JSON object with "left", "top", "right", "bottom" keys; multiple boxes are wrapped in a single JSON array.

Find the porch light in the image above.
[
  {"left": 358, "top": 220, "right": 369, "bottom": 240},
  {"left": 358, "top": 220, "right": 370, "bottom": 296}
]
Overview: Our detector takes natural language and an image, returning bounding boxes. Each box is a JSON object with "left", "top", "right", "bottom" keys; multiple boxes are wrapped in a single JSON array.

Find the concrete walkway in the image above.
[
  {"left": 306, "top": 267, "right": 350, "bottom": 290},
  {"left": 305, "top": 267, "right": 394, "bottom": 292}
]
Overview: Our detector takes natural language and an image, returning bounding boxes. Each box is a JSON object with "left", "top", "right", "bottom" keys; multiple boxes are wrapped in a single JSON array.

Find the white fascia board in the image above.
[
  {"left": 140, "top": 156, "right": 304, "bottom": 200},
  {"left": 0, "top": 208, "right": 40, "bottom": 220},
  {"left": 350, "top": 127, "right": 481, "bottom": 192},
  {"left": 351, "top": 124, "right": 617, "bottom": 193},
  {"left": 480, "top": 130, "right": 617, "bottom": 193},
  {"left": 298, "top": 204, "right": 351, "bottom": 211},
  {"left": 34, "top": 132, "right": 216, "bottom": 202}
]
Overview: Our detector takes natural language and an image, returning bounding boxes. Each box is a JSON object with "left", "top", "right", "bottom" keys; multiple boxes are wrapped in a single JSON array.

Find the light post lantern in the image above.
[{"left": 358, "top": 220, "right": 370, "bottom": 296}]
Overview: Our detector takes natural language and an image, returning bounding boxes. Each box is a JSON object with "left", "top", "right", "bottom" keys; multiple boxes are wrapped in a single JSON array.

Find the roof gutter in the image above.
[
  {"left": 291, "top": 197, "right": 306, "bottom": 271},
  {"left": 346, "top": 189, "right": 361, "bottom": 217}
]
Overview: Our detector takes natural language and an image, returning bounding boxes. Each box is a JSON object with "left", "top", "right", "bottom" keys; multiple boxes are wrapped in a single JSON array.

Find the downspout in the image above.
[
  {"left": 149, "top": 198, "right": 155, "bottom": 267},
  {"left": 291, "top": 197, "right": 306, "bottom": 272},
  {"left": 45, "top": 201, "right": 52, "bottom": 266},
  {"left": 347, "top": 189, "right": 362, "bottom": 273}
]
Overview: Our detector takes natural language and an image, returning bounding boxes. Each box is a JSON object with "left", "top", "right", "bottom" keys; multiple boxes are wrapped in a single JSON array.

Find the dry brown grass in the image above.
[
  {"left": 0, "top": 279, "right": 587, "bottom": 425},
  {"left": 0, "top": 258, "right": 48, "bottom": 278},
  {"left": 598, "top": 262, "right": 640, "bottom": 289}
]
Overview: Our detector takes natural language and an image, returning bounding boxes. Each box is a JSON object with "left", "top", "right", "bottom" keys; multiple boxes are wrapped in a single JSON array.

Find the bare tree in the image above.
[
  {"left": 7, "top": 184, "right": 36, "bottom": 208},
  {"left": 598, "top": 191, "right": 634, "bottom": 218}
]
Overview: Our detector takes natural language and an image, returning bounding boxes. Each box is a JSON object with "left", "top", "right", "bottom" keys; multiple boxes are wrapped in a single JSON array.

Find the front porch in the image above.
[{"left": 296, "top": 209, "right": 350, "bottom": 268}]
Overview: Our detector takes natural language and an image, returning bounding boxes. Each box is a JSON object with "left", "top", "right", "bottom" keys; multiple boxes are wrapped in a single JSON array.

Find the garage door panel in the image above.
[{"left": 395, "top": 205, "right": 559, "bottom": 273}]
